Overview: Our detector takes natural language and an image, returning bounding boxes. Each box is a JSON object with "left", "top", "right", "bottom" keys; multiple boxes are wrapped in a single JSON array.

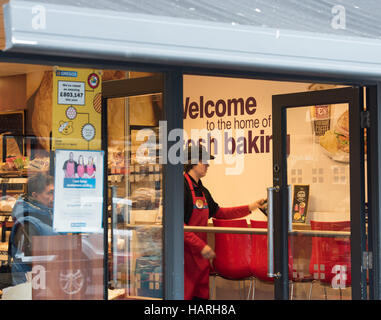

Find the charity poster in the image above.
[
  {"left": 52, "top": 67, "right": 102, "bottom": 151},
  {"left": 53, "top": 149, "right": 104, "bottom": 233}
]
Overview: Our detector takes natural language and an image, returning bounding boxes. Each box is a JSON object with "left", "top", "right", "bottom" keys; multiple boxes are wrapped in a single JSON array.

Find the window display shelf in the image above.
[{"left": 0, "top": 169, "right": 48, "bottom": 177}]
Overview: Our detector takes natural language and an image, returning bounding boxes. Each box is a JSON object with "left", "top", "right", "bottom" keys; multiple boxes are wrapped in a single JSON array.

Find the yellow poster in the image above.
[{"left": 52, "top": 67, "right": 102, "bottom": 150}]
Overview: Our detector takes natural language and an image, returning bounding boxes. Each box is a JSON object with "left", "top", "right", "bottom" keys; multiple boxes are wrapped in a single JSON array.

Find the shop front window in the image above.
[{"left": 0, "top": 65, "right": 139, "bottom": 300}]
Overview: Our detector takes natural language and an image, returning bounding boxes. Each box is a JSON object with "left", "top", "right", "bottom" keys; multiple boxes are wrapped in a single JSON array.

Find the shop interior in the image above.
[{"left": 0, "top": 62, "right": 362, "bottom": 300}]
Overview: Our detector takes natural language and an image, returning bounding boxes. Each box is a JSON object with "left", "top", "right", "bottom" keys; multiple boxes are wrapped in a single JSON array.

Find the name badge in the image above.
[{"left": 195, "top": 199, "right": 204, "bottom": 209}]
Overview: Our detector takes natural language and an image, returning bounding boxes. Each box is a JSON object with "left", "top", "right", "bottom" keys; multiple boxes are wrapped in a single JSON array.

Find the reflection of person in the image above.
[
  {"left": 76, "top": 155, "right": 85, "bottom": 178},
  {"left": 85, "top": 156, "right": 96, "bottom": 178},
  {"left": 9, "top": 173, "right": 56, "bottom": 285},
  {"left": 183, "top": 144, "right": 265, "bottom": 300},
  {"left": 63, "top": 152, "right": 77, "bottom": 178}
]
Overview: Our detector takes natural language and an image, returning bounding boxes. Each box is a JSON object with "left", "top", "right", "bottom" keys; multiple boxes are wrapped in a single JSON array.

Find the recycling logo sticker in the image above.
[{"left": 81, "top": 123, "right": 96, "bottom": 141}]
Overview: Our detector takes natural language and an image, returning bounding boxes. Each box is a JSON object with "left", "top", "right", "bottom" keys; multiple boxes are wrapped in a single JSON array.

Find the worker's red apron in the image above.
[
  {"left": 77, "top": 164, "right": 85, "bottom": 178},
  {"left": 184, "top": 173, "right": 210, "bottom": 300}
]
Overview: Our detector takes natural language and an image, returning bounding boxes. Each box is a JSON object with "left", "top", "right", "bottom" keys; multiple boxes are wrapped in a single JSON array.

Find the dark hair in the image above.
[
  {"left": 183, "top": 143, "right": 214, "bottom": 173},
  {"left": 184, "top": 163, "right": 196, "bottom": 173},
  {"left": 27, "top": 173, "right": 54, "bottom": 197}
]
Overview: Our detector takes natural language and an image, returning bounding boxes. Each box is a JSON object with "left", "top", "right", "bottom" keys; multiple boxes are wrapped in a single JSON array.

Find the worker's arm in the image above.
[
  {"left": 214, "top": 199, "right": 266, "bottom": 219},
  {"left": 214, "top": 205, "right": 250, "bottom": 220}
]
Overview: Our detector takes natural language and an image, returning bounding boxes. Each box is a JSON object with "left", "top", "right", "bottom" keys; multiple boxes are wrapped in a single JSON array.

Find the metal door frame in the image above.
[
  {"left": 366, "top": 85, "right": 381, "bottom": 300},
  {"left": 272, "top": 87, "right": 367, "bottom": 300}
]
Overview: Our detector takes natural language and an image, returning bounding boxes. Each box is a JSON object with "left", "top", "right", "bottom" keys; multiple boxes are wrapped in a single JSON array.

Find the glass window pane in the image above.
[
  {"left": 0, "top": 66, "right": 164, "bottom": 300},
  {"left": 0, "top": 66, "right": 122, "bottom": 300},
  {"left": 287, "top": 103, "right": 351, "bottom": 299},
  {"left": 108, "top": 93, "right": 163, "bottom": 300}
]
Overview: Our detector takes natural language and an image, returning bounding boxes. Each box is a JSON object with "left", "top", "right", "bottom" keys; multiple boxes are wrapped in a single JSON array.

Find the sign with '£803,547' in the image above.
[{"left": 52, "top": 67, "right": 102, "bottom": 151}]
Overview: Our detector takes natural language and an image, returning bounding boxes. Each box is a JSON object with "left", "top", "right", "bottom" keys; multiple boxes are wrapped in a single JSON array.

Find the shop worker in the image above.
[
  {"left": 9, "top": 172, "right": 56, "bottom": 285},
  {"left": 184, "top": 144, "right": 265, "bottom": 300},
  {"left": 63, "top": 151, "right": 77, "bottom": 178}
]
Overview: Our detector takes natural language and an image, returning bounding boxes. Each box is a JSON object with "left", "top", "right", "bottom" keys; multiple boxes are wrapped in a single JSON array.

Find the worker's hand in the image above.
[
  {"left": 201, "top": 245, "right": 216, "bottom": 260},
  {"left": 248, "top": 198, "right": 266, "bottom": 212}
]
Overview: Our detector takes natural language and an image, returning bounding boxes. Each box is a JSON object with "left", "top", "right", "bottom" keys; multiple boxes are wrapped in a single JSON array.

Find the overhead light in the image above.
[{"left": 11, "top": 37, "right": 38, "bottom": 45}]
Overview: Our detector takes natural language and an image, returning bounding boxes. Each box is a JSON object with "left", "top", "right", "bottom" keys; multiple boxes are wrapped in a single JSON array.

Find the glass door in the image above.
[
  {"left": 102, "top": 74, "right": 165, "bottom": 300},
  {"left": 271, "top": 87, "right": 367, "bottom": 300}
]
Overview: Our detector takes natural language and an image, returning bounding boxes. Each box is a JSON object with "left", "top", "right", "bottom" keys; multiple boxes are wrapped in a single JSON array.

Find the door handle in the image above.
[
  {"left": 288, "top": 185, "right": 292, "bottom": 233},
  {"left": 267, "top": 186, "right": 278, "bottom": 278}
]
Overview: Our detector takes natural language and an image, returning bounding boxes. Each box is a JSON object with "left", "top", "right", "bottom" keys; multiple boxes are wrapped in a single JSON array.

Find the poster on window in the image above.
[
  {"left": 292, "top": 185, "right": 310, "bottom": 223},
  {"left": 52, "top": 67, "right": 102, "bottom": 151},
  {"left": 53, "top": 149, "right": 104, "bottom": 233}
]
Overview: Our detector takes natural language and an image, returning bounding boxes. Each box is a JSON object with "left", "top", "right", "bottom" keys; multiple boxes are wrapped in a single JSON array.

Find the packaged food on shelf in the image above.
[
  {"left": 4, "top": 157, "right": 25, "bottom": 171},
  {"left": 131, "top": 188, "right": 157, "bottom": 210},
  {"left": 0, "top": 196, "right": 17, "bottom": 212},
  {"left": 135, "top": 226, "right": 162, "bottom": 257},
  {"left": 135, "top": 255, "right": 162, "bottom": 298},
  {"left": 27, "top": 157, "right": 50, "bottom": 171}
]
